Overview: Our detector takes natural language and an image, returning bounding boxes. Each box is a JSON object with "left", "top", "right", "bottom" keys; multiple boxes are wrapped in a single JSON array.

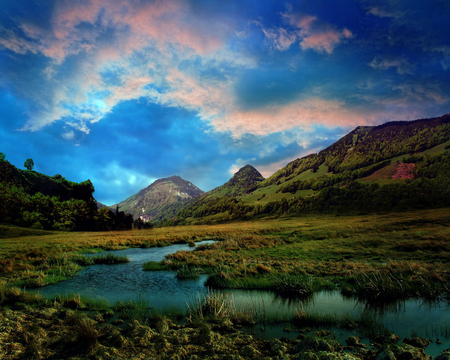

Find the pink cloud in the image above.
[
  {"left": 301, "top": 30, "right": 342, "bottom": 54},
  {"left": 263, "top": 27, "right": 298, "bottom": 51},
  {"left": 369, "top": 57, "right": 413, "bottom": 74},
  {"left": 263, "top": 11, "right": 353, "bottom": 54},
  {"left": 367, "top": 7, "right": 400, "bottom": 18},
  {"left": 211, "top": 98, "right": 373, "bottom": 138}
]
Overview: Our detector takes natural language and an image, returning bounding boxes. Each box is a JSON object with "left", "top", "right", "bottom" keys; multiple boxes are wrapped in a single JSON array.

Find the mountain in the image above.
[
  {"left": 163, "top": 165, "right": 264, "bottom": 225},
  {"left": 114, "top": 175, "right": 203, "bottom": 221},
  {"left": 207, "top": 165, "right": 264, "bottom": 198},
  {"left": 167, "top": 114, "right": 450, "bottom": 225}
]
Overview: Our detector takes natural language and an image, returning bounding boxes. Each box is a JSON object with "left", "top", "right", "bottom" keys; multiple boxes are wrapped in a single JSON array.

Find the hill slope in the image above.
[
  {"left": 166, "top": 114, "right": 450, "bottom": 225},
  {"left": 207, "top": 165, "right": 264, "bottom": 198},
  {"left": 115, "top": 175, "right": 204, "bottom": 220}
]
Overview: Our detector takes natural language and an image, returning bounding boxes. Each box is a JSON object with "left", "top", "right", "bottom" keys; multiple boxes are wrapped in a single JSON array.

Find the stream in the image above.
[{"left": 34, "top": 241, "right": 450, "bottom": 356}]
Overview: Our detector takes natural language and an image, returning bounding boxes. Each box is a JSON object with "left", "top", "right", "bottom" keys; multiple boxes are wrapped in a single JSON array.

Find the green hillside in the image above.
[
  {"left": 0, "top": 155, "right": 132, "bottom": 231},
  {"left": 163, "top": 114, "right": 450, "bottom": 226}
]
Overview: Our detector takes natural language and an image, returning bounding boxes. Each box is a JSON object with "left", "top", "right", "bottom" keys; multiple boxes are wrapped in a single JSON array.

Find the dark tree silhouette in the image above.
[{"left": 24, "top": 158, "right": 34, "bottom": 171}]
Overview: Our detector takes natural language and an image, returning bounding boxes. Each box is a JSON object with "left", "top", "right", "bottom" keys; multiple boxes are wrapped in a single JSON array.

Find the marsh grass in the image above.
[
  {"left": 91, "top": 253, "right": 130, "bottom": 264},
  {"left": 176, "top": 265, "right": 204, "bottom": 279},
  {"left": 113, "top": 296, "right": 153, "bottom": 324},
  {"left": 142, "top": 260, "right": 170, "bottom": 271},
  {"left": 341, "top": 266, "right": 449, "bottom": 303},
  {"left": 294, "top": 307, "right": 390, "bottom": 339},
  {"left": 0, "top": 284, "right": 47, "bottom": 308},
  {"left": 2, "top": 208, "right": 450, "bottom": 301},
  {"left": 70, "top": 314, "right": 99, "bottom": 354},
  {"left": 187, "top": 289, "right": 255, "bottom": 325},
  {"left": 272, "top": 274, "right": 315, "bottom": 297},
  {"left": 51, "top": 293, "right": 109, "bottom": 311}
]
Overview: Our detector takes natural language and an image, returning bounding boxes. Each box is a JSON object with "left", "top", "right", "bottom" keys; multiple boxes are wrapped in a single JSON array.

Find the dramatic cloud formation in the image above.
[{"left": 1, "top": 0, "right": 450, "bottom": 204}]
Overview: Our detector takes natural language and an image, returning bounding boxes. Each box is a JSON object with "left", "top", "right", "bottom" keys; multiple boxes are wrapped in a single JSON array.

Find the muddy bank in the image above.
[{"left": 0, "top": 304, "right": 446, "bottom": 360}]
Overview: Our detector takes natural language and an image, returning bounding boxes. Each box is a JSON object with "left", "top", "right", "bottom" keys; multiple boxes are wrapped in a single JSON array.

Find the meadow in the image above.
[
  {"left": 1, "top": 208, "right": 450, "bottom": 359},
  {"left": 1, "top": 207, "right": 449, "bottom": 301}
]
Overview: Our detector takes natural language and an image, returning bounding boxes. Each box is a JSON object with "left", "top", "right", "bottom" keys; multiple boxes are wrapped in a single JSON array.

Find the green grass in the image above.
[
  {"left": 2, "top": 208, "right": 450, "bottom": 302},
  {"left": 142, "top": 260, "right": 170, "bottom": 271},
  {"left": 91, "top": 253, "right": 130, "bottom": 264}
]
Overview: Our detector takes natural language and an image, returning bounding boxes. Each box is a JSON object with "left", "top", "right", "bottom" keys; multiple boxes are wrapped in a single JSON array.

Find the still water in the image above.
[{"left": 34, "top": 242, "right": 450, "bottom": 356}]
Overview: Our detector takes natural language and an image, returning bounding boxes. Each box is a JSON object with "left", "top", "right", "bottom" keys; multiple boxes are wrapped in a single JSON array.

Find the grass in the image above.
[
  {"left": 90, "top": 253, "right": 130, "bottom": 264},
  {"left": 113, "top": 296, "right": 153, "bottom": 324},
  {"left": 176, "top": 265, "right": 204, "bottom": 279},
  {"left": 187, "top": 289, "right": 255, "bottom": 325},
  {"left": 1, "top": 208, "right": 450, "bottom": 303}
]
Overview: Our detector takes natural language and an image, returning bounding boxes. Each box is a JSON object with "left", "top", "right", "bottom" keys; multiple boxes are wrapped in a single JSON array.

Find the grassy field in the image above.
[
  {"left": 1, "top": 209, "right": 450, "bottom": 359},
  {"left": 1, "top": 208, "right": 450, "bottom": 302}
]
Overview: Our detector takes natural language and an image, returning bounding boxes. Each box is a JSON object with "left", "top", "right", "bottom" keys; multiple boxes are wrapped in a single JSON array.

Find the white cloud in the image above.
[{"left": 61, "top": 130, "right": 75, "bottom": 140}]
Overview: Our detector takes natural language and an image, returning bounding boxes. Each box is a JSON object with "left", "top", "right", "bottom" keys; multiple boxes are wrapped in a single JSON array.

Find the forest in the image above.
[{"left": 0, "top": 155, "right": 133, "bottom": 231}]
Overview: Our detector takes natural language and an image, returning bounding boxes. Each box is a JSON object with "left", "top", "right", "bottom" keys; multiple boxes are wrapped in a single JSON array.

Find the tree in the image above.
[
  {"left": 24, "top": 158, "right": 34, "bottom": 171},
  {"left": 0, "top": 153, "right": 5, "bottom": 161}
]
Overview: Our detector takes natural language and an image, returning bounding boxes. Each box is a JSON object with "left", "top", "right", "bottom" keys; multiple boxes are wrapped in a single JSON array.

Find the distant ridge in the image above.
[
  {"left": 163, "top": 114, "right": 450, "bottom": 225},
  {"left": 114, "top": 175, "right": 203, "bottom": 220}
]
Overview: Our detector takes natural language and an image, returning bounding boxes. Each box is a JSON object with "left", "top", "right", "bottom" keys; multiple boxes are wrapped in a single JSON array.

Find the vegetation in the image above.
[
  {"left": 0, "top": 155, "right": 133, "bottom": 231},
  {"left": 24, "top": 158, "right": 34, "bottom": 171},
  {"left": 153, "top": 115, "right": 450, "bottom": 226}
]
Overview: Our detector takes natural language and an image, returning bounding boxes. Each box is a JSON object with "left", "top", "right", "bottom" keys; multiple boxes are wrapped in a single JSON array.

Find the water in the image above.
[
  {"left": 34, "top": 244, "right": 450, "bottom": 356},
  {"left": 35, "top": 241, "right": 214, "bottom": 309}
]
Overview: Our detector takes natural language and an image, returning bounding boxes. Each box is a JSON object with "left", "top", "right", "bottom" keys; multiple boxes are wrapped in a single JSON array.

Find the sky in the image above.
[{"left": 1, "top": 0, "right": 450, "bottom": 205}]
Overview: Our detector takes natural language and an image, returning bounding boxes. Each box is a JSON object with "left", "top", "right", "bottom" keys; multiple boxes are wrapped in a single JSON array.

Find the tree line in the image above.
[{"left": 0, "top": 154, "right": 134, "bottom": 231}]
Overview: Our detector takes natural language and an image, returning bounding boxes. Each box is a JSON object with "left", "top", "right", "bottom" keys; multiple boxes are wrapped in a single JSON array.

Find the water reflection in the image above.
[{"left": 33, "top": 244, "right": 450, "bottom": 356}]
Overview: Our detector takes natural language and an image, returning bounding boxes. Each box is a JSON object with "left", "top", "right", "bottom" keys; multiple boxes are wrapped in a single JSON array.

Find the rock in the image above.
[
  {"left": 270, "top": 338, "right": 288, "bottom": 357},
  {"left": 296, "top": 351, "right": 319, "bottom": 360},
  {"left": 373, "top": 334, "right": 401, "bottom": 346},
  {"left": 295, "top": 335, "right": 343, "bottom": 353},
  {"left": 377, "top": 344, "right": 431, "bottom": 360},
  {"left": 436, "top": 349, "right": 450, "bottom": 360},
  {"left": 240, "top": 344, "right": 261, "bottom": 358},
  {"left": 125, "top": 320, "right": 157, "bottom": 347},
  {"left": 111, "top": 319, "right": 124, "bottom": 326},
  {"left": 345, "top": 336, "right": 365, "bottom": 348},
  {"left": 99, "top": 324, "right": 126, "bottom": 348},
  {"left": 403, "top": 337, "right": 430, "bottom": 349},
  {"left": 375, "top": 348, "right": 396, "bottom": 360}
]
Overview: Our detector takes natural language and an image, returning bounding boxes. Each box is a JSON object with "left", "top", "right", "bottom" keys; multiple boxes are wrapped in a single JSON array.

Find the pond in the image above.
[{"left": 34, "top": 242, "right": 450, "bottom": 357}]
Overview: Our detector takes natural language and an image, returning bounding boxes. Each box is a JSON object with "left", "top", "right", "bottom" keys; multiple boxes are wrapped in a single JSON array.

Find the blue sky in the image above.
[{"left": 1, "top": 0, "right": 450, "bottom": 205}]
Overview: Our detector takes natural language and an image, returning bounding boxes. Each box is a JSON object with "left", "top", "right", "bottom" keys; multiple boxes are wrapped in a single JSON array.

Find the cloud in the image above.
[
  {"left": 1, "top": 0, "right": 241, "bottom": 134},
  {"left": 212, "top": 97, "right": 372, "bottom": 138},
  {"left": 367, "top": 7, "right": 401, "bottom": 18},
  {"left": 262, "top": 10, "right": 353, "bottom": 54},
  {"left": 263, "top": 27, "right": 297, "bottom": 51},
  {"left": 369, "top": 57, "right": 413, "bottom": 74},
  {"left": 300, "top": 28, "right": 353, "bottom": 54},
  {"left": 61, "top": 130, "right": 74, "bottom": 140}
]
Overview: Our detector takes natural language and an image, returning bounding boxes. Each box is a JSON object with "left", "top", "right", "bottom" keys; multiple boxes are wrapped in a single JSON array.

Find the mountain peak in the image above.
[
  {"left": 208, "top": 164, "right": 264, "bottom": 197},
  {"left": 115, "top": 175, "right": 203, "bottom": 220},
  {"left": 230, "top": 165, "right": 264, "bottom": 183}
]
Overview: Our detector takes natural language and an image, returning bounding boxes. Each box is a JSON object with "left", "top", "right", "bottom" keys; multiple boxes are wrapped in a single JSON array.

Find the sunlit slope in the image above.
[
  {"left": 168, "top": 114, "right": 450, "bottom": 224},
  {"left": 114, "top": 175, "right": 203, "bottom": 220}
]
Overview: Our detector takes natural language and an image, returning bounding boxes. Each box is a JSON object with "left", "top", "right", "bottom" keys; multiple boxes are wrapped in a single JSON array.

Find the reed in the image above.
[
  {"left": 175, "top": 265, "right": 203, "bottom": 279},
  {"left": 142, "top": 260, "right": 170, "bottom": 271},
  {"left": 70, "top": 315, "right": 99, "bottom": 354},
  {"left": 113, "top": 296, "right": 153, "bottom": 324},
  {"left": 272, "top": 273, "right": 315, "bottom": 297},
  {"left": 187, "top": 289, "right": 255, "bottom": 325},
  {"left": 91, "top": 253, "right": 130, "bottom": 264}
]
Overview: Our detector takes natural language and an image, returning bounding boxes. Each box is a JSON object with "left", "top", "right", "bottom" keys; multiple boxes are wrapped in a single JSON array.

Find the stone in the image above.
[{"left": 402, "top": 337, "right": 430, "bottom": 349}]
